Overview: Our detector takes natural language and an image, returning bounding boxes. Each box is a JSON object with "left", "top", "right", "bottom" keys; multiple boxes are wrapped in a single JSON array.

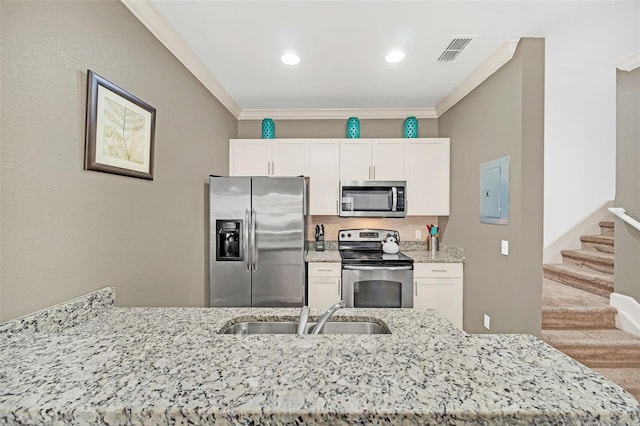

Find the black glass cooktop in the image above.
[{"left": 340, "top": 250, "right": 414, "bottom": 266}]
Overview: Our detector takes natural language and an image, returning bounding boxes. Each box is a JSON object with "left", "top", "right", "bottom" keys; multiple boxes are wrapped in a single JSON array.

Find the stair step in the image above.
[
  {"left": 580, "top": 234, "right": 614, "bottom": 253},
  {"left": 561, "top": 249, "right": 614, "bottom": 274},
  {"left": 542, "top": 329, "right": 640, "bottom": 368},
  {"left": 542, "top": 279, "right": 617, "bottom": 329},
  {"left": 543, "top": 264, "right": 614, "bottom": 298},
  {"left": 594, "top": 367, "right": 640, "bottom": 402},
  {"left": 599, "top": 221, "right": 615, "bottom": 237}
]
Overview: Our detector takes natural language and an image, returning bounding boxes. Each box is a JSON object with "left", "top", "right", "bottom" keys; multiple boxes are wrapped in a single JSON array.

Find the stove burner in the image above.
[{"left": 338, "top": 228, "right": 413, "bottom": 266}]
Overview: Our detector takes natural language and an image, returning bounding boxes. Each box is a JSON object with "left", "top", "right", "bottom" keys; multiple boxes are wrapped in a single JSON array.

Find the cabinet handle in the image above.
[
  {"left": 373, "top": 165, "right": 376, "bottom": 179},
  {"left": 432, "top": 269, "right": 448, "bottom": 273},
  {"left": 271, "top": 161, "right": 275, "bottom": 175},
  {"left": 414, "top": 280, "right": 418, "bottom": 296},
  {"left": 317, "top": 269, "right": 334, "bottom": 272},
  {"left": 338, "top": 279, "right": 341, "bottom": 298},
  {"left": 368, "top": 165, "right": 372, "bottom": 179}
]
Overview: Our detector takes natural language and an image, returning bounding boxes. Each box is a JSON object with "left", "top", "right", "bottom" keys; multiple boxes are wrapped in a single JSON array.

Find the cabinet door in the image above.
[
  {"left": 339, "top": 139, "right": 372, "bottom": 180},
  {"left": 371, "top": 139, "right": 405, "bottom": 180},
  {"left": 230, "top": 139, "right": 269, "bottom": 176},
  {"left": 308, "top": 139, "right": 340, "bottom": 215},
  {"left": 405, "top": 138, "right": 450, "bottom": 215},
  {"left": 413, "top": 263, "right": 463, "bottom": 329},
  {"left": 307, "top": 263, "right": 342, "bottom": 309},
  {"left": 270, "top": 139, "right": 309, "bottom": 176}
]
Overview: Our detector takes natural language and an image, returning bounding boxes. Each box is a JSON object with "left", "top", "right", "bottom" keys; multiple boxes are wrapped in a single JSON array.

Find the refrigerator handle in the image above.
[
  {"left": 251, "top": 208, "right": 257, "bottom": 271},
  {"left": 244, "top": 208, "right": 250, "bottom": 271}
]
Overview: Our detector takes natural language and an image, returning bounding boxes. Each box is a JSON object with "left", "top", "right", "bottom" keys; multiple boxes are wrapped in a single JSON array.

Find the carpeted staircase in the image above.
[{"left": 541, "top": 221, "right": 640, "bottom": 401}]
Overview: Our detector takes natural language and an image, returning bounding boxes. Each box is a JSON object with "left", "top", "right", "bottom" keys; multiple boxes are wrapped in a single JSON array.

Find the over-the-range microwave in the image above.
[{"left": 339, "top": 180, "right": 406, "bottom": 218}]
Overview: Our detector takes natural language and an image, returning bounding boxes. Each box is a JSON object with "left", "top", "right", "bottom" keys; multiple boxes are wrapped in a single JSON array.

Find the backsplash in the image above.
[{"left": 308, "top": 215, "right": 439, "bottom": 242}]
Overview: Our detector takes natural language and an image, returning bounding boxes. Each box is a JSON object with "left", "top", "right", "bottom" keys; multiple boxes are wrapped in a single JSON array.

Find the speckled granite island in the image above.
[{"left": 1, "top": 287, "right": 639, "bottom": 425}]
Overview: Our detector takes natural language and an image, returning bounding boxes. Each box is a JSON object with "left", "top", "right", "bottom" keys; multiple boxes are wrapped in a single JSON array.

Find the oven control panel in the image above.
[{"left": 338, "top": 228, "right": 400, "bottom": 243}]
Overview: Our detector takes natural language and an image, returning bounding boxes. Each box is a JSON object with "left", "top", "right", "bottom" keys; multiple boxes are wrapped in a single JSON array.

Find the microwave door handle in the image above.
[
  {"left": 244, "top": 209, "right": 250, "bottom": 271},
  {"left": 392, "top": 186, "right": 398, "bottom": 212},
  {"left": 343, "top": 265, "right": 413, "bottom": 271}
]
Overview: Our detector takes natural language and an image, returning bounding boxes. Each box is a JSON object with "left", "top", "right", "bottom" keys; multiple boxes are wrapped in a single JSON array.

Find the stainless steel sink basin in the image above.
[{"left": 220, "top": 321, "right": 390, "bottom": 335}]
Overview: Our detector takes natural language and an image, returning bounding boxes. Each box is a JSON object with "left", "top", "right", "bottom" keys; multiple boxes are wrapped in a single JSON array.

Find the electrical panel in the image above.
[{"left": 480, "top": 156, "right": 510, "bottom": 224}]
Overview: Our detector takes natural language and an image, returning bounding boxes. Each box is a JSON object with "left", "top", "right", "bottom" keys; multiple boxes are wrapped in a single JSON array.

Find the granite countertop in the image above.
[
  {"left": 306, "top": 244, "right": 465, "bottom": 263},
  {"left": 1, "top": 287, "right": 638, "bottom": 425}
]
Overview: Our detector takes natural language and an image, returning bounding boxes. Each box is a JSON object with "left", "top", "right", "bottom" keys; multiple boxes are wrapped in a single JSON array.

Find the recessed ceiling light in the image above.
[
  {"left": 385, "top": 49, "right": 406, "bottom": 64},
  {"left": 281, "top": 52, "right": 300, "bottom": 65}
]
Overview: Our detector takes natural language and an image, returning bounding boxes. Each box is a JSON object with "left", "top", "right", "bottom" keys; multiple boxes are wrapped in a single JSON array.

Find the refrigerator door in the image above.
[
  {"left": 209, "top": 176, "right": 252, "bottom": 307},
  {"left": 251, "top": 177, "right": 306, "bottom": 307}
]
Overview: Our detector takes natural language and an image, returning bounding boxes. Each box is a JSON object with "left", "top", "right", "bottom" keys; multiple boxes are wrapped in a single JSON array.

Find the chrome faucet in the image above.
[
  {"left": 309, "top": 300, "right": 345, "bottom": 335},
  {"left": 297, "top": 305, "right": 309, "bottom": 335}
]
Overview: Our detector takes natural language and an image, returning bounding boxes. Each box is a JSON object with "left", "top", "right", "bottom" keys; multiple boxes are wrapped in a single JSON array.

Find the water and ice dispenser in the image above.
[{"left": 216, "top": 220, "right": 242, "bottom": 261}]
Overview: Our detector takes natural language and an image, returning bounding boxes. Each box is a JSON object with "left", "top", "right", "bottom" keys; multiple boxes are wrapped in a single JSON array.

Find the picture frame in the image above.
[{"left": 84, "top": 70, "right": 156, "bottom": 180}]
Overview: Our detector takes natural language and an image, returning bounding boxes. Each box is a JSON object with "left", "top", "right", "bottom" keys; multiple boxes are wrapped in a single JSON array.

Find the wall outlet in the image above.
[
  {"left": 483, "top": 314, "right": 491, "bottom": 330},
  {"left": 415, "top": 230, "right": 422, "bottom": 239},
  {"left": 501, "top": 240, "right": 509, "bottom": 255}
]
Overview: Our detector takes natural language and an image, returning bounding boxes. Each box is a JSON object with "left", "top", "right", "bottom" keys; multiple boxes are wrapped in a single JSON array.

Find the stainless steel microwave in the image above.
[{"left": 339, "top": 180, "right": 407, "bottom": 217}]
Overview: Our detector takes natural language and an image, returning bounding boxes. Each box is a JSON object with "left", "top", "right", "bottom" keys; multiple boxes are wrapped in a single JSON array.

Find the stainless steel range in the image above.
[{"left": 339, "top": 229, "right": 414, "bottom": 308}]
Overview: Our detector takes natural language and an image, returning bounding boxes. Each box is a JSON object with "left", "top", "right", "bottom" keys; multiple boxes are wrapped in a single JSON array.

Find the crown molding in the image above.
[
  {"left": 120, "top": 0, "right": 241, "bottom": 118},
  {"left": 435, "top": 39, "right": 520, "bottom": 117},
  {"left": 617, "top": 52, "right": 640, "bottom": 72},
  {"left": 238, "top": 108, "right": 438, "bottom": 120}
]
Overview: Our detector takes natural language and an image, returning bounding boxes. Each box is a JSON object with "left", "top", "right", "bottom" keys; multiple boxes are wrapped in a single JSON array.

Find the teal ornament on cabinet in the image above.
[
  {"left": 346, "top": 117, "right": 360, "bottom": 138},
  {"left": 403, "top": 116, "right": 418, "bottom": 138},
  {"left": 262, "top": 118, "right": 275, "bottom": 139}
]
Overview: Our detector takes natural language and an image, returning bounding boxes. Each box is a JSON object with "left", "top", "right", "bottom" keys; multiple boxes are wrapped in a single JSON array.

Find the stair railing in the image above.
[{"left": 609, "top": 207, "right": 640, "bottom": 232}]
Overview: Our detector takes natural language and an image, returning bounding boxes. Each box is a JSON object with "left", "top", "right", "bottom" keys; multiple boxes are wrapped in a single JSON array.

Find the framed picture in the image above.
[{"left": 85, "top": 70, "right": 156, "bottom": 180}]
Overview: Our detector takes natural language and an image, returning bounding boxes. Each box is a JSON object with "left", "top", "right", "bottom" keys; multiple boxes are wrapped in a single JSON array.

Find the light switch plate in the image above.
[
  {"left": 501, "top": 240, "right": 509, "bottom": 255},
  {"left": 415, "top": 230, "right": 421, "bottom": 239},
  {"left": 483, "top": 314, "right": 491, "bottom": 330}
]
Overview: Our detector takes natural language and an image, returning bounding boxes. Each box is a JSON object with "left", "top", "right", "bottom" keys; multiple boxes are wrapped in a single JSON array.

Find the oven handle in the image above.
[{"left": 343, "top": 265, "right": 413, "bottom": 271}]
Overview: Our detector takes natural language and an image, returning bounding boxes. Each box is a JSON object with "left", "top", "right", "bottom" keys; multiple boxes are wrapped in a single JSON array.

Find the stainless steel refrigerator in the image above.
[{"left": 209, "top": 176, "right": 307, "bottom": 307}]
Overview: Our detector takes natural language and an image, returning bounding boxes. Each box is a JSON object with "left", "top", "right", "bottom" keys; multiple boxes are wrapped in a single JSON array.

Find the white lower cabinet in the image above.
[
  {"left": 413, "top": 263, "right": 463, "bottom": 329},
  {"left": 307, "top": 263, "right": 341, "bottom": 309}
]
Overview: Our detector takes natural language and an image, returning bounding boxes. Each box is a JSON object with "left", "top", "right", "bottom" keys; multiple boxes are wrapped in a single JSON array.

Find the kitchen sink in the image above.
[{"left": 220, "top": 320, "right": 391, "bottom": 335}]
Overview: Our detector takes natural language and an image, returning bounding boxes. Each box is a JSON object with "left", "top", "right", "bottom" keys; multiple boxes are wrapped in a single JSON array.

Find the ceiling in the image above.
[{"left": 131, "top": 1, "right": 636, "bottom": 118}]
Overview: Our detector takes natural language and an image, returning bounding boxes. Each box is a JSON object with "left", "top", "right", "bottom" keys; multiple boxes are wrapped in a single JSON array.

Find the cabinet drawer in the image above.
[
  {"left": 308, "top": 263, "right": 341, "bottom": 277},
  {"left": 414, "top": 263, "right": 463, "bottom": 278}
]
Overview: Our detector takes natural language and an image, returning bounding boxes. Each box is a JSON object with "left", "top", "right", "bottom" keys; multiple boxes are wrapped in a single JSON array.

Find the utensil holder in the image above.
[{"left": 429, "top": 236, "right": 439, "bottom": 252}]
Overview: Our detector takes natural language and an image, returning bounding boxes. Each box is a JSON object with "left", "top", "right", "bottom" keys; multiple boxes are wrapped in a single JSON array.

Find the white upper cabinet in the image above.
[
  {"left": 229, "top": 139, "right": 308, "bottom": 177},
  {"left": 404, "top": 138, "right": 450, "bottom": 215},
  {"left": 308, "top": 139, "right": 340, "bottom": 215},
  {"left": 229, "top": 139, "right": 270, "bottom": 176},
  {"left": 230, "top": 137, "right": 450, "bottom": 216},
  {"left": 339, "top": 139, "right": 405, "bottom": 181}
]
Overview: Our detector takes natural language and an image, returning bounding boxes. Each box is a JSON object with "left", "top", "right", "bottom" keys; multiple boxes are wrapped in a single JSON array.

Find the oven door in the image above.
[{"left": 342, "top": 265, "right": 414, "bottom": 308}]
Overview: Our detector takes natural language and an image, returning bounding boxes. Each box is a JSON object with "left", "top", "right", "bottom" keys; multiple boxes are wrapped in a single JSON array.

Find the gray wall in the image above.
[
  {"left": 614, "top": 67, "right": 640, "bottom": 302},
  {"left": 438, "top": 39, "right": 545, "bottom": 335},
  {"left": 238, "top": 118, "right": 438, "bottom": 139},
  {"left": 0, "top": 0, "right": 236, "bottom": 321}
]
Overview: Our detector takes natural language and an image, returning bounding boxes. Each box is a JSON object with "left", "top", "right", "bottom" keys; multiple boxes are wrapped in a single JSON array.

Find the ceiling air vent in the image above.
[{"left": 437, "top": 36, "right": 477, "bottom": 63}]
